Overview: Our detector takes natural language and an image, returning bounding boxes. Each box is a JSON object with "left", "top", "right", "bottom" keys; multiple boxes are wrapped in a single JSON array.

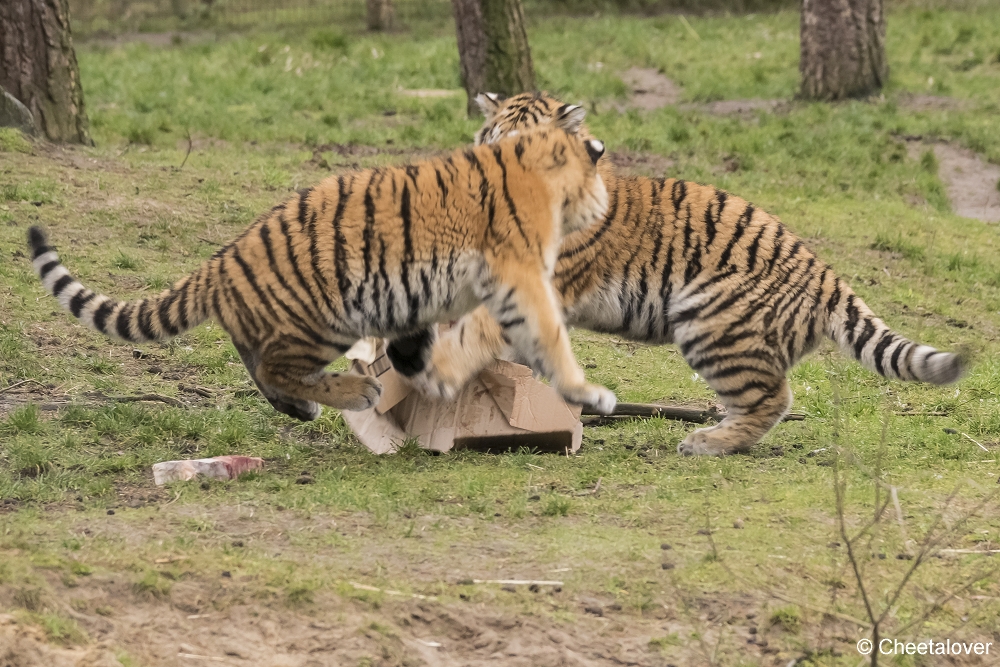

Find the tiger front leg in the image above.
[
  {"left": 481, "top": 273, "right": 616, "bottom": 415},
  {"left": 405, "top": 307, "right": 511, "bottom": 400},
  {"left": 256, "top": 347, "right": 383, "bottom": 415}
]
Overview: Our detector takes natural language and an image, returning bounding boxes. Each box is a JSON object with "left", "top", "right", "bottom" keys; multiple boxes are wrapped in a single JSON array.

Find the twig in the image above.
[
  {"left": 938, "top": 548, "right": 1000, "bottom": 554},
  {"left": 961, "top": 432, "right": 990, "bottom": 453},
  {"left": 179, "top": 128, "right": 193, "bottom": 169},
  {"left": 471, "top": 579, "right": 563, "bottom": 586},
  {"left": 894, "top": 411, "right": 948, "bottom": 417},
  {"left": 0, "top": 379, "right": 44, "bottom": 394},
  {"left": 178, "top": 654, "right": 229, "bottom": 663},
  {"left": 890, "top": 486, "right": 913, "bottom": 557},
  {"left": 179, "top": 383, "right": 214, "bottom": 398},
  {"left": 678, "top": 15, "right": 701, "bottom": 40},
  {"left": 348, "top": 581, "right": 434, "bottom": 599},
  {"left": 580, "top": 402, "right": 805, "bottom": 424},
  {"left": 90, "top": 391, "right": 187, "bottom": 408}
]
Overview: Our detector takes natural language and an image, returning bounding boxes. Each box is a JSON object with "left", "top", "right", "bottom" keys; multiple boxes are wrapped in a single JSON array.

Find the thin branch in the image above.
[
  {"left": 179, "top": 128, "right": 193, "bottom": 169},
  {"left": 0, "top": 378, "right": 45, "bottom": 393}
]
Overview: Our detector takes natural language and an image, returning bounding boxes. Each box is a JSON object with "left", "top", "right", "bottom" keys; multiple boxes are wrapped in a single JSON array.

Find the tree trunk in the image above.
[
  {"left": 800, "top": 0, "right": 887, "bottom": 101},
  {"left": 366, "top": 0, "right": 395, "bottom": 32},
  {"left": 452, "top": 0, "right": 487, "bottom": 117},
  {"left": 0, "top": 0, "right": 92, "bottom": 144},
  {"left": 451, "top": 0, "right": 535, "bottom": 117}
]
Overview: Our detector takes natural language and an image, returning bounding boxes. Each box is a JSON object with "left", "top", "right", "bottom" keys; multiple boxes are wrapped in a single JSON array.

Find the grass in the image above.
[{"left": 1, "top": 3, "right": 1000, "bottom": 665}]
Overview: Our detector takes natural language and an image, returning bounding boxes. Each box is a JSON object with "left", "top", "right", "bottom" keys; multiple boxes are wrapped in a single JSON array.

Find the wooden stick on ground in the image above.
[{"left": 581, "top": 402, "right": 805, "bottom": 426}]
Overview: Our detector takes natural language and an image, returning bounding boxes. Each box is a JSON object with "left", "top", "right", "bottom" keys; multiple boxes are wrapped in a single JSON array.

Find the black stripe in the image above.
[
  {"left": 69, "top": 290, "right": 96, "bottom": 317},
  {"left": 703, "top": 363, "right": 767, "bottom": 381},
  {"left": 852, "top": 317, "right": 877, "bottom": 358},
  {"left": 116, "top": 304, "right": 134, "bottom": 340},
  {"left": 715, "top": 378, "right": 778, "bottom": 398},
  {"left": 231, "top": 250, "right": 281, "bottom": 324},
  {"left": 39, "top": 260, "right": 60, "bottom": 278},
  {"left": 400, "top": 182, "right": 419, "bottom": 327},
  {"left": 844, "top": 295, "right": 860, "bottom": 343},
  {"left": 499, "top": 317, "right": 526, "bottom": 329},
  {"left": 52, "top": 274, "right": 74, "bottom": 296},
  {"left": 872, "top": 330, "right": 895, "bottom": 376},
  {"left": 745, "top": 226, "right": 766, "bottom": 273},
  {"left": 332, "top": 175, "right": 353, "bottom": 310},
  {"left": 889, "top": 340, "right": 906, "bottom": 378},
  {"left": 716, "top": 204, "right": 752, "bottom": 271},
  {"left": 136, "top": 302, "right": 157, "bottom": 340},
  {"left": 490, "top": 146, "right": 531, "bottom": 247},
  {"left": 92, "top": 301, "right": 114, "bottom": 332},
  {"left": 281, "top": 216, "right": 328, "bottom": 320},
  {"left": 705, "top": 190, "right": 726, "bottom": 248},
  {"left": 157, "top": 291, "right": 180, "bottom": 336},
  {"left": 176, "top": 279, "right": 191, "bottom": 331},
  {"left": 259, "top": 223, "right": 316, "bottom": 322},
  {"left": 670, "top": 180, "right": 687, "bottom": 212}
]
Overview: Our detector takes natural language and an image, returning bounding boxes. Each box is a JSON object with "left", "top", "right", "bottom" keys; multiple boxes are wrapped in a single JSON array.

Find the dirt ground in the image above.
[
  {"left": 906, "top": 139, "right": 1000, "bottom": 223},
  {"left": 0, "top": 503, "right": 790, "bottom": 667}
]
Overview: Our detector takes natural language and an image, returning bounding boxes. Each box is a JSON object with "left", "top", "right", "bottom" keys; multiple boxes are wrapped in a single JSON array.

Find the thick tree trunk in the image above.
[
  {"left": 366, "top": 0, "right": 395, "bottom": 32},
  {"left": 800, "top": 0, "right": 887, "bottom": 101},
  {"left": 0, "top": 0, "right": 91, "bottom": 144},
  {"left": 451, "top": 0, "right": 535, "bottom": 117}
]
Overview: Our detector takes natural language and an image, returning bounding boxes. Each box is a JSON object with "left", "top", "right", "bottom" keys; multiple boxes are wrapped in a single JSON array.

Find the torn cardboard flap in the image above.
[{"left": 340, "top": 341, "right": 582, "bottom": 455}]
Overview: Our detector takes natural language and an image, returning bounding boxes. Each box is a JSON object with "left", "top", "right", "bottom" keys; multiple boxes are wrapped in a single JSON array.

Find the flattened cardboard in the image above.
[{"left": 340, "top": 341, "right": 582, "bottom": 455}]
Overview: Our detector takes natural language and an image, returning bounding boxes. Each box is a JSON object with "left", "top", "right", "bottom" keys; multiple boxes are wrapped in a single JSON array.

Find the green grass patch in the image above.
[{"left": 0, "top": 128, "right": 32, "bottom": 154}]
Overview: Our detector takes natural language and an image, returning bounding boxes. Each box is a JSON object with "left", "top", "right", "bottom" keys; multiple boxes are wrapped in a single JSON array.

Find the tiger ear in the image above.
[
  {"left": 475, "top": 92, "right": 506, "bottom": 119},
  {"left": 555, "top": 103, "right": 587, "bottom": 134}
]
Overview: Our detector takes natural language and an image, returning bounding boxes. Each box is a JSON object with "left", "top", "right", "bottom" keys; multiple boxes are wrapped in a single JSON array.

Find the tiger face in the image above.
[{"left": 474, "top": 92, "right": 596, "bottom": 147}]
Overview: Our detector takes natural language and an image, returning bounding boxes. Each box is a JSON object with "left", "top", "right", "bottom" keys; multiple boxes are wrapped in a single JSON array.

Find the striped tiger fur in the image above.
[
  {"left": 28, "top": 124, "right": 618, "bottom": 420},
  {"left": 398, "top": 92, "right": 965, "bottom": 456}
]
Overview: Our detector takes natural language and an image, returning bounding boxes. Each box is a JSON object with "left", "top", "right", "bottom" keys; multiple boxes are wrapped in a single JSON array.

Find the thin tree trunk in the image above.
[
  {"left": 451, "top": 0, "right": 488, "bottom": 117},
  {"left": 366, "top": 0, "right": 395, "bottom": 32},
  {"left": 800, "top": 0, "right": 887, "bottom": 101},
  {"left": 451, "top": 0, "right": 535, "bottom": 117},
  {"left": 0, "top": 0, "right": 91, "bottom": 144}
]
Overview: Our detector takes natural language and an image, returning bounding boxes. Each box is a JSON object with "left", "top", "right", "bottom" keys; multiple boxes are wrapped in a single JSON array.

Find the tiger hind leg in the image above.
[
  {"left": 234, "top": 344, "right": 325, "bottom": 421},
  {"left": 677, "top": 374, "right": 792, "bottom": 456}
]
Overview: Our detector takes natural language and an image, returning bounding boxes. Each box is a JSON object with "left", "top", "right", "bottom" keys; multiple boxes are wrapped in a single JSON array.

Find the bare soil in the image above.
[
  {"left": 0, "top": 503, "right": 800, "bottom": 667},
  {"left": 907, "top": 139, "right": 1000, "bottom": 223},
  {"left": 618, "top": 68, "right": 682, "bottom": 112}
]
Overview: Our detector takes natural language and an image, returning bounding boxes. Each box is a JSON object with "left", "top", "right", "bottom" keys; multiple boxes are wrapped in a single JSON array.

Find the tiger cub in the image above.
[
  {"left": 28, "top": 124, "right": 618, "bottom": 421},
  {"left": 398, "top": 92, "right": 965, "bottom": 456}
]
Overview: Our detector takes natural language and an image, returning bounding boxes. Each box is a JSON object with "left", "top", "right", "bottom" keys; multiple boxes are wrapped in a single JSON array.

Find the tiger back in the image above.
[
  {"left": 28, "top": 123, "right": 618, "bottom": 422},
  {"left": 402, "top": 92, "right": 965, "bottom": 456}
]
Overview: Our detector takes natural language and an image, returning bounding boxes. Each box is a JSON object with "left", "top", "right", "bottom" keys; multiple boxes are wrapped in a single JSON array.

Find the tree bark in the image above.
[
  {"left": 451, "top": 0, "right": 535, "bottom": 117},
  {"left": 800, "top": 0, "right": 887, "bottom": 101},
  {"left": 0, "top": 0, "right": 92, "bottom": 144},
  {"left": 452, "top": 0, "right": 487, "bottom": 117},
  {"left": 366, "top": 0, "right": 395, "bottom": 32}
]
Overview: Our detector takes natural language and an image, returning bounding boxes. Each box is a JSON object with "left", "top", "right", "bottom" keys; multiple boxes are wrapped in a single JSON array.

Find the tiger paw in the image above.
[
  {"left": 339, "top": 375, "right": 384, "bottom": 411},
  {"left": 560, "top": 383, "right": 617, "bottom": 415},
  {"left": 677, "top": 428, "right": 745, "bottom": 457},
  {"left": 406, "top": 366, "right": 462, "bottom": 401}
]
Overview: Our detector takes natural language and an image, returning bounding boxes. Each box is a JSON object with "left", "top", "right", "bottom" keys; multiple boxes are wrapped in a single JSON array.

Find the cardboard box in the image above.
[{"left": 341, "top": 340, "right": 583, "bottom": 455}]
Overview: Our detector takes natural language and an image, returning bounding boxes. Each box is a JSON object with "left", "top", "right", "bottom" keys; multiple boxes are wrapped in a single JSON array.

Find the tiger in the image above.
[
  {"left": 391, "top": 92, "right": 966, "bottom": 457},
  {"left": 27, "top": 123, "right": 619, "bottom": 422}
]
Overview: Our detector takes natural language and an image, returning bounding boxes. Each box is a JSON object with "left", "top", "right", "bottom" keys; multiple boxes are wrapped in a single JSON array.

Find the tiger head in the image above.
[
  {"left": 491, "top": 124, "right": 608, "bottom": 237},
  {"left": 474, "top": 91, "right": 596, "bottom": 148}
]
